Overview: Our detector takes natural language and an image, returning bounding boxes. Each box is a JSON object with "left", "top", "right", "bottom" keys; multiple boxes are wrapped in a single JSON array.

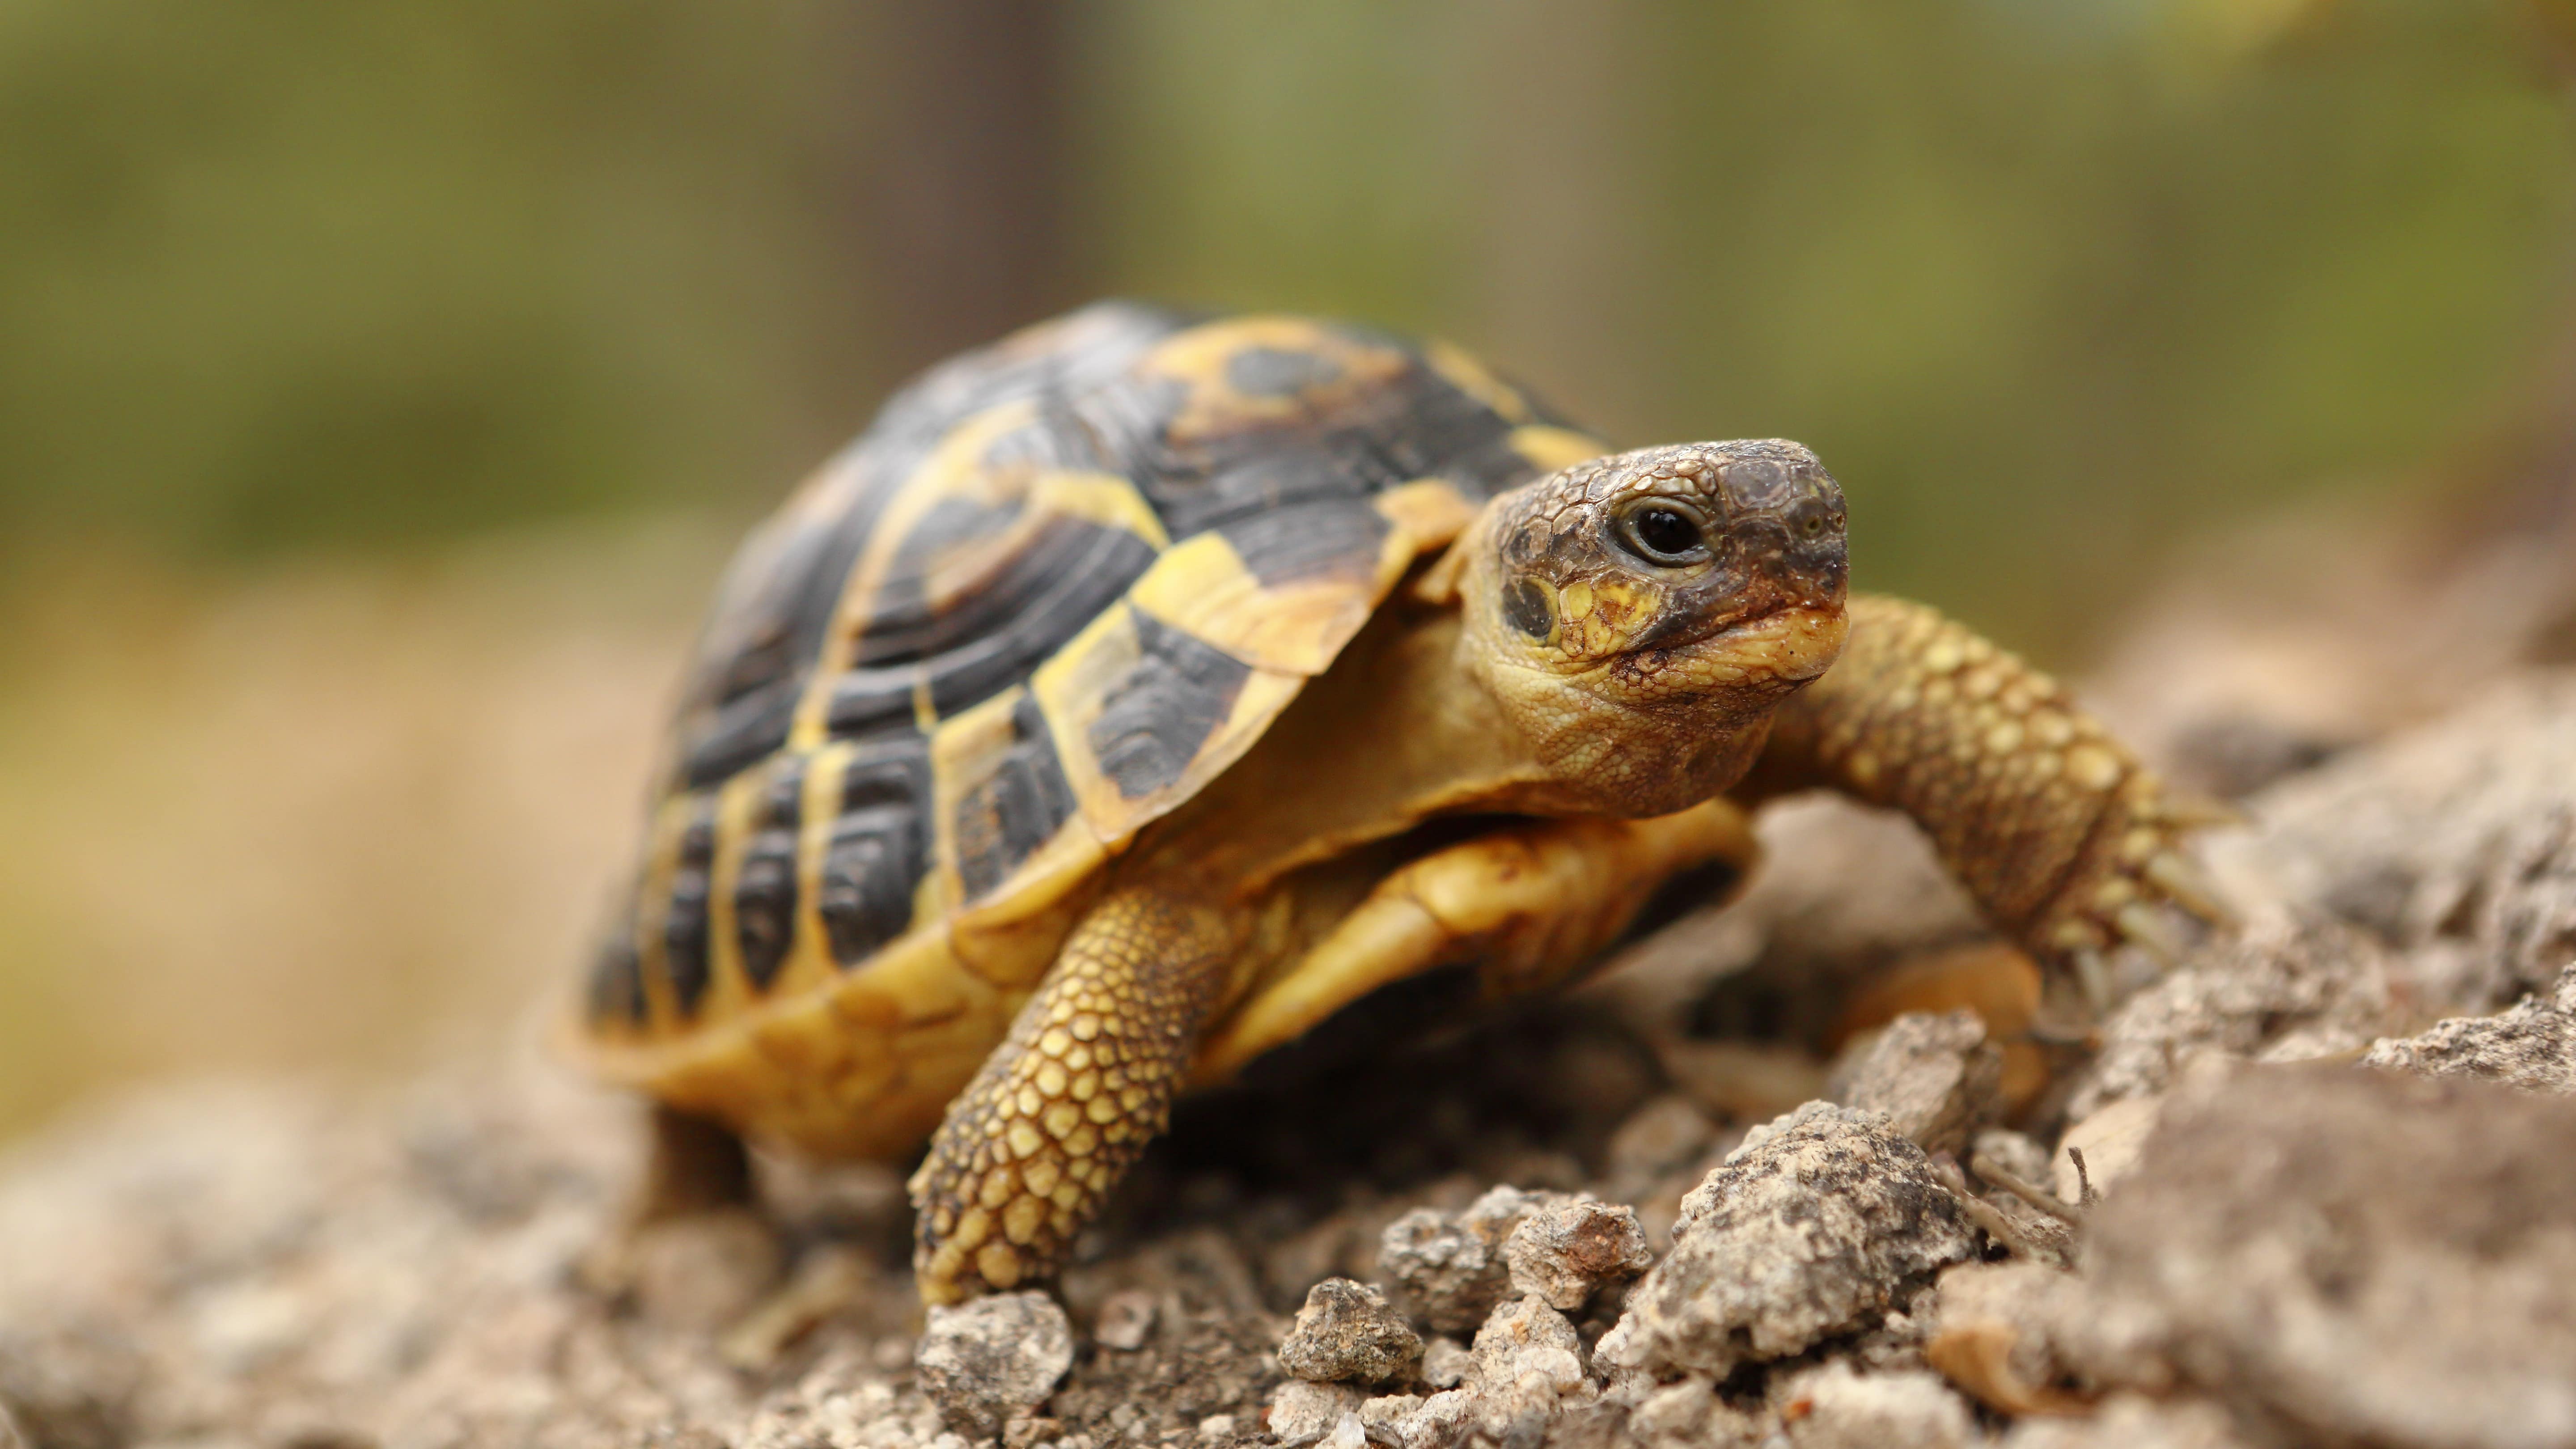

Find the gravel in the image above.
[
  {"left": 1499, "top": 1199, "right": 1653, "bottom": 1312},
  {"left": 10, "top": 625, "right": 2576, "bottom": 1446},
  {"left": 1275, "top": 1279, "right": 1422, "bottom": 1385},
  {"left": 1826, "top": 1008, "right": 2003, "bottom": 1156},
  {"left": 2078, "top": 1060, "right": 2576, "bottom": 1449},
  {"left": 2363, "top": 963, "right": 2576, "bottom": 1093},
  {"left": 1594, "top": 1102, "right": 1978, "bottom": 1383},
  {"left": 915, "top": 1292, "right": 1076, "bottom": 1436}
]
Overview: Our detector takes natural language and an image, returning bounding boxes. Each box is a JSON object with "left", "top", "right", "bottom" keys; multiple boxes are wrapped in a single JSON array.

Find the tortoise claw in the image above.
[
  {"left": 2071, "top": 946, "right": 2116, "bottom": 1017},
  {"left": 2145, "top": 850, "right": 2235, "bottom": 928},
  {"left": 2150, "top": 795, "right": 2249, "bottom": 831},
  {"left": 2114, "top": 901, "right": 2187, "bottom": 968}
]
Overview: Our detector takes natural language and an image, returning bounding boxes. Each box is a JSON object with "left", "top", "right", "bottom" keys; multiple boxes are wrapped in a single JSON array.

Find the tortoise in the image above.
[{"left": 573, "top": 302, "right": 2217, "bottom": 1307}]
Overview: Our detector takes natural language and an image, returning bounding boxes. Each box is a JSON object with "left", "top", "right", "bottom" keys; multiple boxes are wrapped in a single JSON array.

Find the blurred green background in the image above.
[{"left": 2, "top": 0, "right": 2571, "bottom": 1139}]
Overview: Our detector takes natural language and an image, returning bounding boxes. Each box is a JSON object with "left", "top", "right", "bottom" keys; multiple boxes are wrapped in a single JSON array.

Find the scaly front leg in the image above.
[
  {"left": 910, "top": 887, "right": 1241, "bottom": 1305},
  {"left": 1743, "top": 593, "right": 2229, "bottom": 1002}
]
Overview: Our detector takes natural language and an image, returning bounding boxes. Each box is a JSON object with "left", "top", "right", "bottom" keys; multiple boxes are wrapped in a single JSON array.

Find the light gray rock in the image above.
[
  {"left": 1774, "top": 1362, "right": 1979, "bottom": 1449},
  {"left": 915, "top": 1292, "right": 1074, "bottom": 1436},
  {"left": 1469, "top": 1295, "right": 1586, "bottom": 1398},
  {"left": 2081, "top": 1061, "right": 2576, "bottom": 1449},
  {"left": 1375, "top": 1186, "right": 1568, "bottom": 1333},
  {"left": 1090, "top": 1288, "right": 1157, "bottom": 1351},
  {"left": 1826, "top": 1009, "right": 2003, "bottom": 1157},
  {"left": 2223, "top": 671, "right": 2576, "bottom": 1015},
  {"left": 1376, "top": 1210, "right": 1495, "bottom": 1335},
  {"left": 1277, "top": 1279, "right": 1422, "bottom": 1385},
  {"left": 1379, "top": 1388, "right": 1477, "bottom": 1449},
  {"left": 1501, "top": 1199, "right": 1652, "bottom": 1312},
  {"left": 1596, "top": 1102, "right": 1976, "bottom": 1382},
  {"left": 2362, "top": 965, "right": 2576, "bottom": 1094},
  {"left": 2068, "top": 909, "right": 2398, "bottom": 1121},
  {"left": 1968, "top": 1129, "right": 2055, "bottom": 1195},
  {"left": 1267, "top": 1380, "right": 1364, "bottom": 1446},
  {"left": 2000, "top": 1394, "right": 2254, "bottom": 1449}
]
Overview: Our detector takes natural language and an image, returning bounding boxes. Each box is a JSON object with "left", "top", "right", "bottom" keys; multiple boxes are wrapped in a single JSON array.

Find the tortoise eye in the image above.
[{"left": 1616, "top": 501, "right": 1710, "bottom": 566}]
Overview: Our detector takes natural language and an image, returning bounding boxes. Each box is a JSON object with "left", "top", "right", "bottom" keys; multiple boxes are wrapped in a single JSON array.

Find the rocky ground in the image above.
[{"left": 7, "top": 526, "right": 2576, "bottom": 1447}]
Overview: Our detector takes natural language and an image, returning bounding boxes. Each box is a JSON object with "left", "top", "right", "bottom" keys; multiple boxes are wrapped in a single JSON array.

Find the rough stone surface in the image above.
[
  {"left": 1969, "top": 1128, "right": 2054, "bottom": 1192},
  {"left": 1374, "top": 1185, "right": 1568, "bottom": 1333},
  {"left": 1091, "top": 1287, "right": 1158, "bottom": 1351},
  {"left": 1379, "top": 1387, "right": 1479, "bottom": 1449},
  {"left": 2081, "top": 1061, "right": 2576, "bottom": 1449},
  {"left": 1469, "top": 1295, "right": 1587, "bottom": 1397},
  {"left": 1374, "top": 1209, "right": 1498, "bottom": 1336},
  {"left": 1826, "top": 1008, "right": 2004, "bottom": 1156},
  {"left": 1596, "top": 1102, "right": 1978, "bottom": 1381},
  {"left": 1276, "top": 1279, "right": 1421, "bottom": 1385},
  {"left": 1500, "top": 1199, "right": 1653, "bottom": 1312},
  {"left": 1411, "top": 1335, "right": 1470, "bottom": 1393},
  {"left": 2000, "top": 1394, "right": 2255, "bottom": 1449},
  {"left": 1774, "top": 1361, "right": 1979, "bottom": 1449},
  {"left": 2051, "top": 1096, "right": 2161, "bottom": 1203},
  {"left": 915, "top": 1292, "right": 1075, "bottom": 1435},
  {"left": 2363, "top": 964, "right": 2576, "bottom": 1093},
  {"left": 2220, "top": 672, "right": 2576, "bottom": 1015},
  {"left": 2068, "top": 908, "right": 2398, "bottom": 1120},
  {"left": 1266, "top": 1379, "right": 1364, "bottom": 1445}
]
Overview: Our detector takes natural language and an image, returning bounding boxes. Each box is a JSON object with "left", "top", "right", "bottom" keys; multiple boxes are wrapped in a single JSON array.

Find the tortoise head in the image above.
[{"left": 1457, "top": 439, "right": 1850, "bottom": 815}]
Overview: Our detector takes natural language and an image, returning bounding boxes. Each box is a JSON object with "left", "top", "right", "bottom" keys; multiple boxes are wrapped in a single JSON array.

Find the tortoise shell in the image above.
[{"left": 574, "top": 304, "right": 1613, "bottom": 1156}]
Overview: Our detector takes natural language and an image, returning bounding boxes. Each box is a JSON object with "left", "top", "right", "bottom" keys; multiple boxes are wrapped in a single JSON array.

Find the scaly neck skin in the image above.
[{"left": 1126, "top": 598, "right": 1554, "bottom": 903}]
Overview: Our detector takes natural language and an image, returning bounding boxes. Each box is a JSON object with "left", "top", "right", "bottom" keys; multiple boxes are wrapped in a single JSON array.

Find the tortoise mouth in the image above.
[
  {"left": 1686, "top": 603, "right": 1849, "bottom": 686},
  {"left": 1632, "top": 593, "right": 1840, "bottom": 659}
]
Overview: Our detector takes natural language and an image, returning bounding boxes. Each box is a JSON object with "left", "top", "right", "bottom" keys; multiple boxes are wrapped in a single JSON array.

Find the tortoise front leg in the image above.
[
  {"left": 911, "top": 888, "right": 1242, "bottom": 1305},
  {"left": 1742, "top": 593, "right": 2228, "bottom": 996}
]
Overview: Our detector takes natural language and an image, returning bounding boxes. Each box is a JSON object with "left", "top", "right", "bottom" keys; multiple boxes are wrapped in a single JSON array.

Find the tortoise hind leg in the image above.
[
  {"left": 640, "top": 1103, "right": 755, "bottom": 1220},
  {"left": 1192, "top": 803, "right": 1754, "bottom": 1085},
  {"left": 911, "top": 887, "right": 1243, "bottom": 1305},
  {"left": 577, "top": 1105, "right": 785, "bottom": 1333}
]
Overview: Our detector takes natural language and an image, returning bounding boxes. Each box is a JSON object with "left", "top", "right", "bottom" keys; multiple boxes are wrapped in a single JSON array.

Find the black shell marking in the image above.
[
  {"left": 1088, "top": 613, "right": 1255, "bottom": 800},
  {"left": 672, "top": 302, "right": 1191, "bottom": 790},
  {"left": 660, "top": 797, "right": 720, "bottom": 1015},
  {"left": 731, "top": 755, "right": 806, "bottom": 991},
  {"left": 594, "top": 304, "right": 1583, "bottom": 1030},
  {"left": 1218, "top": 497, "right": 1393, "bottom": 586},
  {"left": 587, "top": 917, "right": 648, "bottom": 1026},
  {"left": 952, "top": 692, "right": 1080, "bottom": 900},
  {"left": 819, "top": 519, "right": 1161, "bottom": 740},
  {"left": 818, "top": 739, "right": 934, "bottom": 966}
]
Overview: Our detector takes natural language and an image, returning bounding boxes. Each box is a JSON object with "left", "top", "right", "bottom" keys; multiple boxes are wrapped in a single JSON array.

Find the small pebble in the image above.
[
  {"left": 1093, "top": 1289, "right": 1157, "bottom": 1352},
  {"left": 1418, "top": 1336, "right": 1473, "bottom": 1390},
  {"left": 916, "top": 1292, "right": 1075, "bottom": 1436},
  {"left": 1503, "top": 1199, "right": 1653, "bottom": 1311},
  {"left": 1826, "top": 1009, "right": 2003, "bottom": 1157},
  {"left": 1277, "top": 1280, "right": 1422, "bottom": 1385},
  {"left": 1269, "top": 1381, "right": 1364, "bottom": 1445}
]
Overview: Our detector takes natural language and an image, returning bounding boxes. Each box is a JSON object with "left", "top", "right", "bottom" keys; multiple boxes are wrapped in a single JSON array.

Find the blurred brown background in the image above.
[{"left": 2, "top": 0, "right": 2571, "bottom": 1140}]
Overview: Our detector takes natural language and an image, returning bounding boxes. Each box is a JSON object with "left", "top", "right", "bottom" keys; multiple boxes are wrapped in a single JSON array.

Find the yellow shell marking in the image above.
[
  {"left": 1142, "top": 316, "right": 1414, "bottom": 444},
  {"left": 787, "top": 400, "right": 1038, "bottom": 750},
  {"left": 1422, "top": 339, "right": 1534, "bottom": 423}
]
